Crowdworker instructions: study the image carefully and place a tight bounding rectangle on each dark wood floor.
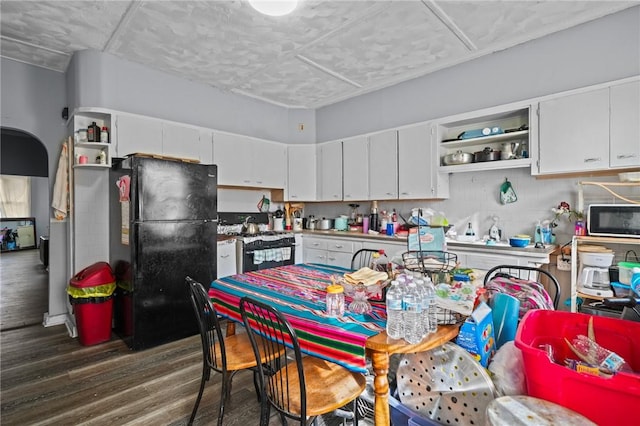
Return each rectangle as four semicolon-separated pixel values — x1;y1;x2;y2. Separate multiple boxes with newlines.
0;249;48;331
0;251;361;425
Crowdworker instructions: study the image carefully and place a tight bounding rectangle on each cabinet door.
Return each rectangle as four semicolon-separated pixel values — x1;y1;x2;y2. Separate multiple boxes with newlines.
287;145;317;201
610;81;640;168
217;241;237;278
318;141;343;201
115;114;163;157
197;130;214;165
538;89;609;174
161;122;200;160
369;130;398;200
398;123;449;199
213;132;250;186
252;140;286;188
342;136;369;201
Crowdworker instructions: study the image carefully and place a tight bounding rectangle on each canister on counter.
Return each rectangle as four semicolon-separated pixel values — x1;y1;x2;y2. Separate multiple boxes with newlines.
326;284;345;318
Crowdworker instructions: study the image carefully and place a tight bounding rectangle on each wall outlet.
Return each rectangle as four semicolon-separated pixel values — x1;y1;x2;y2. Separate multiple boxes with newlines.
556;254;571;271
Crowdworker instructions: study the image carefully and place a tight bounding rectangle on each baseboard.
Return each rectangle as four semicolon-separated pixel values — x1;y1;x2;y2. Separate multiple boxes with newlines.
42;312;67;327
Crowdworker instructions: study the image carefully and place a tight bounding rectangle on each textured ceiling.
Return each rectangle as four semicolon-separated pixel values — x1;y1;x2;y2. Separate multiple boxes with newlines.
1;0;637;108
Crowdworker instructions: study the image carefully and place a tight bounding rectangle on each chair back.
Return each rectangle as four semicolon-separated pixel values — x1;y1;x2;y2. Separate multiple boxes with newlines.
240;296;306;423
187;276;227;373
483;265;561;312
351;248;382;270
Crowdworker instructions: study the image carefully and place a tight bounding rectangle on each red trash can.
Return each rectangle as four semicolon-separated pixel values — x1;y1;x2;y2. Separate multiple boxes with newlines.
67;262;116;346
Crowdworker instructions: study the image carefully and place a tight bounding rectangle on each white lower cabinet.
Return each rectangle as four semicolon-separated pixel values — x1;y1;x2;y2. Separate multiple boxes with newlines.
449;248;550;271
217;240;237;278
303;236;362;269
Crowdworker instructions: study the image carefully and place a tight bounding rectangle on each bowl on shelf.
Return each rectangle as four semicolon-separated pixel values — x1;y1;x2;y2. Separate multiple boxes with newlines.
509;235;531;247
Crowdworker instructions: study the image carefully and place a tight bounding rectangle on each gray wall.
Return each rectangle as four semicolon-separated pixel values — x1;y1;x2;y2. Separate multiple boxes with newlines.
316;5;640;141
66;49;316;143
1;57;69;320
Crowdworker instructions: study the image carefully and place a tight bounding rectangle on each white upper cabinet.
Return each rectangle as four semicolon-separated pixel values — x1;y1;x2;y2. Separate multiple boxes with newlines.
538;88;610;174
213;132;251;186
342;136;369;201
369;130;398;200
610;80;640;168
213;132;286;188
161;122;211;162
252;139;286;188
398;123;449;199
318;141;343;201
287;144;317;201
114;114;163;157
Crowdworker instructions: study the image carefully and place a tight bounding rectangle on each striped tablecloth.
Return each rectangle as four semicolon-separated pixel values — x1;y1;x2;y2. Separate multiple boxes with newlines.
209;263;387;373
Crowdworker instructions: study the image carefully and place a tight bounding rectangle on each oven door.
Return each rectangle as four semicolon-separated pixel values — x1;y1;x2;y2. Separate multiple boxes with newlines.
240;238;296;273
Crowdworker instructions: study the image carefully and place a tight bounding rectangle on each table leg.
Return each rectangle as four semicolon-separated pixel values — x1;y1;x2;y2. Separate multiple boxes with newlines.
225;320;236;336
371;350;390;426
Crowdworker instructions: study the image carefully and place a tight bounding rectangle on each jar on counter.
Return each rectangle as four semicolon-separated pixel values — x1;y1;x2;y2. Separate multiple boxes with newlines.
326;284;345;318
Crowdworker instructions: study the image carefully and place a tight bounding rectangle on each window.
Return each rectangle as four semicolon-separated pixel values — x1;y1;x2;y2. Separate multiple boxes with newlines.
0;175;31;218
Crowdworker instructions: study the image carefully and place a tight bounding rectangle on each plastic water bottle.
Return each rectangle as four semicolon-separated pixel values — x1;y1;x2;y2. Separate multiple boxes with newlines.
424;279;438;334
385;280;404;339
415;279;430;337
403;282;422;344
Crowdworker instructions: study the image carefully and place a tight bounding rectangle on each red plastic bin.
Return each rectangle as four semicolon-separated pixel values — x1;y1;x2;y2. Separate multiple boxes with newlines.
68;262;116;346
515;310;640;426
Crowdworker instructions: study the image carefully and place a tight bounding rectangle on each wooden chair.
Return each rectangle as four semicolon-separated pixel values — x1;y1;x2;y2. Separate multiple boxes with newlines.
239;296;366;426
187;277;274;425
483;265;561;309
351;248;383;270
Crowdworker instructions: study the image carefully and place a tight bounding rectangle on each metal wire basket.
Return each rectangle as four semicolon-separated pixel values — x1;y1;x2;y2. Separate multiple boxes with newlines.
402;250;458;276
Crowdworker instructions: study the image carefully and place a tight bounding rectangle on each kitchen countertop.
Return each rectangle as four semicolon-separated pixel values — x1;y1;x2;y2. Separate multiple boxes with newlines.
300;229;557;258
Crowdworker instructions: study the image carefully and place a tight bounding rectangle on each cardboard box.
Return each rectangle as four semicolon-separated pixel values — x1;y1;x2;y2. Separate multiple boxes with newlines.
455;302;495;366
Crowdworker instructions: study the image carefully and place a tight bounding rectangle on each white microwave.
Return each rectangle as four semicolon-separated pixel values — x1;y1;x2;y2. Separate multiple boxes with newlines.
587;204;640;238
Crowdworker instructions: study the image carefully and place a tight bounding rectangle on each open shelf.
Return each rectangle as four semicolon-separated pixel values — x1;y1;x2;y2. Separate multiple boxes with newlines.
441;130;529;149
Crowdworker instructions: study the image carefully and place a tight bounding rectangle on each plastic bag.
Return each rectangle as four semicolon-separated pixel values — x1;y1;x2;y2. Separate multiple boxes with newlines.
488;341;526;396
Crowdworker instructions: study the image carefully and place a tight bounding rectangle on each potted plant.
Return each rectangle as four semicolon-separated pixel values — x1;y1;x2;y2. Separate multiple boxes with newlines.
552;201;586;236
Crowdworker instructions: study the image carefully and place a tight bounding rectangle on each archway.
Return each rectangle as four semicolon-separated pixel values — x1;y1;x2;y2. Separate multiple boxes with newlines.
1;127;49;330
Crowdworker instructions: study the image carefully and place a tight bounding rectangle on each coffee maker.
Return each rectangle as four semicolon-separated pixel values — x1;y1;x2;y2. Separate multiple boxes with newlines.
578;250;614;298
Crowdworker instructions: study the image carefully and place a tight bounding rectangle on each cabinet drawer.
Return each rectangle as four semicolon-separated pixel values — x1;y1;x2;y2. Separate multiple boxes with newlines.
304;238;328;251
304;248;327;264
327;240;356;253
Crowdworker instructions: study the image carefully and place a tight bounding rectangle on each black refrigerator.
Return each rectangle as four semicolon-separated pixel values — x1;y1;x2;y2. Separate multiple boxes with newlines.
109;156;217;350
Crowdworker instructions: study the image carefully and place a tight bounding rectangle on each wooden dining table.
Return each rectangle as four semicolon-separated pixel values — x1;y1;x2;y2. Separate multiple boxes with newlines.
210;263;460;426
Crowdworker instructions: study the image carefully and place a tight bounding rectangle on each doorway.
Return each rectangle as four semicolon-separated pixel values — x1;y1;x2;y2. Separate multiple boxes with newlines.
0;127;49;330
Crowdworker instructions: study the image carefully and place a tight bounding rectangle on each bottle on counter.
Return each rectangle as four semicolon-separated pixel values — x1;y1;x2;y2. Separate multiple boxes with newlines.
101;126;109;143
87;122;100;142
385;280;404;339
403;282;423;344
370;200;379;232
465;222;475;236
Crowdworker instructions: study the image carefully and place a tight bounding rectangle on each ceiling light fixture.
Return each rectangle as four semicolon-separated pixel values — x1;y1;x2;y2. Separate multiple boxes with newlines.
248;0;298;17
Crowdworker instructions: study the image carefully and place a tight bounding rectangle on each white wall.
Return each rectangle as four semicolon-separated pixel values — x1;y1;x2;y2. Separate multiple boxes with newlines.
316;6;640;141
66;49;309;143
1;58;69;322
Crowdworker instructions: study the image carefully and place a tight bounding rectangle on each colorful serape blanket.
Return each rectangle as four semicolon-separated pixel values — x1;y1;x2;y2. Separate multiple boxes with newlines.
210;263;387;373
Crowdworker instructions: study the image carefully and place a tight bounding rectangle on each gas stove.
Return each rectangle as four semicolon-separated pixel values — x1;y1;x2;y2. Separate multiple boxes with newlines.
218;212;296;272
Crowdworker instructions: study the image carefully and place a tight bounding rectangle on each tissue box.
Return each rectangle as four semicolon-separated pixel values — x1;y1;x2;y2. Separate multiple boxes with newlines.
455;302;495;366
